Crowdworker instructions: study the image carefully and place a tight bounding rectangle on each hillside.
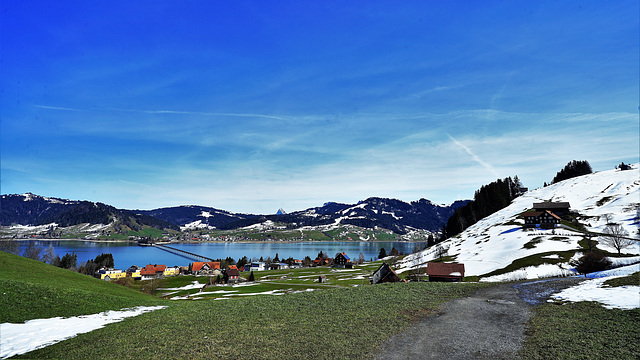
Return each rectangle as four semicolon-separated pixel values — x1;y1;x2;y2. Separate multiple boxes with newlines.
0;251;164;323
0;193;179;233
398;166;640;278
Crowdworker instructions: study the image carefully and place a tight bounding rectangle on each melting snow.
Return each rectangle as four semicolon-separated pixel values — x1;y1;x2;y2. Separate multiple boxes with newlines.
0;306;166;359
550;264;640;309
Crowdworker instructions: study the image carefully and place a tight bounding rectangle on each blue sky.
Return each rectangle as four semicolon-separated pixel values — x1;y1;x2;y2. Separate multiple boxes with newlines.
1;1;638;214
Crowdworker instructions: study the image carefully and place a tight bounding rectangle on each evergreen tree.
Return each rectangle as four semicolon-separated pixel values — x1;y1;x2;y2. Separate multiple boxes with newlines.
248;271;255;281
59;252;77;270
551;160;593;184
273;253;280;262
378;247;387;259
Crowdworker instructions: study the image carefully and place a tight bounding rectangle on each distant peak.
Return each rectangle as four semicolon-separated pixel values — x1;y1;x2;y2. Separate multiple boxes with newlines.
276;208;286;215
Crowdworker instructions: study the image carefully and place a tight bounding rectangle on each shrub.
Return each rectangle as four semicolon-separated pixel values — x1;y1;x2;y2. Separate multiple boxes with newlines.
571;251;612;276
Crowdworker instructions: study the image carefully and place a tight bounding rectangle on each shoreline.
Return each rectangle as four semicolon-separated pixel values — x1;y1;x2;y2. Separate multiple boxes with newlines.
1;238;427;244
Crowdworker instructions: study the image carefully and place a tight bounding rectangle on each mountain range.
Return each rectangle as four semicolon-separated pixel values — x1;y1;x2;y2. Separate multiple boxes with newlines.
0;193;469;235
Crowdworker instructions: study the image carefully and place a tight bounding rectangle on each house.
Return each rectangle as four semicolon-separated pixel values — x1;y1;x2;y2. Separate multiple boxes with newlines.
226;265;240;282
250;262;266;271
163;266;181;277
125;265;142;280
189;261;221;275
370;262;405;284
141;264;167;280
269;263;289;270
521;210;562;229
532;202;570;216
291;259;303;268
425;262;465;282
332;252;352;268
97;268;127;281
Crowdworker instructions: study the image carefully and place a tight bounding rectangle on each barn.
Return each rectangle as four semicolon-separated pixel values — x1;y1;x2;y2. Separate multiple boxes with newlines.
425;262;465;282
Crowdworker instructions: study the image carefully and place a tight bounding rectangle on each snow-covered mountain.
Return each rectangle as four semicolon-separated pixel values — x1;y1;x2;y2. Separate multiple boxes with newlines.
1;193;468;235
397;166;640;278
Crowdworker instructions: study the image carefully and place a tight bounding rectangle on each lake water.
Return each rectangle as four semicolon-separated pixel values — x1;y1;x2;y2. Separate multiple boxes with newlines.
17;240;426;270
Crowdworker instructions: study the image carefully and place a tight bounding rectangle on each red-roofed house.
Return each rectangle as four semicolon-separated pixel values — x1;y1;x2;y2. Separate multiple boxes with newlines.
425;263;465;282
141;264;167;280
189;261;221;275
225;265;240;283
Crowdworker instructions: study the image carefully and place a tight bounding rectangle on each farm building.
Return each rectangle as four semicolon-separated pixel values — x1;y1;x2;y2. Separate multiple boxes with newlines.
333;252;352;268
521;210;562;229
425;262;465;282
532;202;570;215
370;262;405;284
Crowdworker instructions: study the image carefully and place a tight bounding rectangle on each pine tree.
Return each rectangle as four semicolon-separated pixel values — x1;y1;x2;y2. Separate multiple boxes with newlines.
378;248;387;259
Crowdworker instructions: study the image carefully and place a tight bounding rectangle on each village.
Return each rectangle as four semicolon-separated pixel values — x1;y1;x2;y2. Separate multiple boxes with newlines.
94;249;467;296
93;201;580;295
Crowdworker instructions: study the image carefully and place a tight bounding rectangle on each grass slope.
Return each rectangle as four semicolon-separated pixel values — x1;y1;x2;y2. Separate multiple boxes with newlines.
15;282;490;359
0;251;164;323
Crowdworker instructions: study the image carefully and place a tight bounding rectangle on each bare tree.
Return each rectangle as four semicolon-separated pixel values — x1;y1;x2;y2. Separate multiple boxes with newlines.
435;245;448;260
601;224;634;255
41;245;57;264
23;241;43;261
601;213;613;225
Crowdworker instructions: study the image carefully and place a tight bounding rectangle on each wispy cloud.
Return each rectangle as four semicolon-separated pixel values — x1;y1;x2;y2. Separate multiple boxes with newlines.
447;133;501;178
34;105;83;111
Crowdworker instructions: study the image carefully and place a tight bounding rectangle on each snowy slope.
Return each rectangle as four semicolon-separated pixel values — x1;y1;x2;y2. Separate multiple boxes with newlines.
398;166;640;277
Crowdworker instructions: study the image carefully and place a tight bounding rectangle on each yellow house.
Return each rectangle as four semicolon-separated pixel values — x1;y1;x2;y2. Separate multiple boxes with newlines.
98;269;127;281
163;266;180;277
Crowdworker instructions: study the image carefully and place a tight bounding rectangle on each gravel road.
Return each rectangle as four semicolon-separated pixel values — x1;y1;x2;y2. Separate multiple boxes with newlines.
375;277;586;360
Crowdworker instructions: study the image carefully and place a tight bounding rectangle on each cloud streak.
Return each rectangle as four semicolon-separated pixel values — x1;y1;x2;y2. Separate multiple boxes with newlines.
447;133;501;178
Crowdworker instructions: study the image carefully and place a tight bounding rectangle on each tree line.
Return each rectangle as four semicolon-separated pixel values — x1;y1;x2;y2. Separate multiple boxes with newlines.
444;176;522;238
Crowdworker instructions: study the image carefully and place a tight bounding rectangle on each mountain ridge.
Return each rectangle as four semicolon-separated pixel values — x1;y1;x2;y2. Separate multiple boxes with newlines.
1;193;469;235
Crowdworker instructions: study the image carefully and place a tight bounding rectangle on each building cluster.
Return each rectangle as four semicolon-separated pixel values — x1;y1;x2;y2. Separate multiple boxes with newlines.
520;202;570;229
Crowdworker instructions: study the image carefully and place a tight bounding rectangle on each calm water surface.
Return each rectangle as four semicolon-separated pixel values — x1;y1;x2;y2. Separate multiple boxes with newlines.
18;240;426;270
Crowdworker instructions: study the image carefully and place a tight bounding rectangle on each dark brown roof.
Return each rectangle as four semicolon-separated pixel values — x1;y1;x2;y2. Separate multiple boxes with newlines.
521;211;543;217
533;202;570;209
426;263;465;278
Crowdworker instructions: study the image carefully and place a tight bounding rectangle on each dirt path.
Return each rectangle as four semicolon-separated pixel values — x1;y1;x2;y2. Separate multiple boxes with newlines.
375;278;585;360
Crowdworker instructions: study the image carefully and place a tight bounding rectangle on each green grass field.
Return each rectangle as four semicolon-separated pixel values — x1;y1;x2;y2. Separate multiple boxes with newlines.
0;251;164;323
14;281;491;359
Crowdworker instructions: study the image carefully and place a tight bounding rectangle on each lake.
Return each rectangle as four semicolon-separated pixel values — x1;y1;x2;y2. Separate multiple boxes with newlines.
17;240;426;270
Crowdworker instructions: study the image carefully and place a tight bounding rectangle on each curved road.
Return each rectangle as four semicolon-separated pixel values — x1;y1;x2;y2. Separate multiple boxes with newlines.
375;277;585;360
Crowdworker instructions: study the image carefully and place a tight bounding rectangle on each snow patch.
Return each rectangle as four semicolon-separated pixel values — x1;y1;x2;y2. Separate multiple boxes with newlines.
0;306;166;359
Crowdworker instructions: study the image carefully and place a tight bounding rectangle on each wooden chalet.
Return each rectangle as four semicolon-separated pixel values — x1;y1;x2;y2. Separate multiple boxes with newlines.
425;262;464;282
521;210;562;229
532;202;570;215
332;252;352;268
370;262;405;284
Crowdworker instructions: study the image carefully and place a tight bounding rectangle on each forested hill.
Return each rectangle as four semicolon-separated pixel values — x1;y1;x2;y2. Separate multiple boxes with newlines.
0;193;178;231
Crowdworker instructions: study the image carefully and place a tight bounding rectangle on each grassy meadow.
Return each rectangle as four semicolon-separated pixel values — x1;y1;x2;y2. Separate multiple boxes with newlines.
3;250;639;359
0;251;163;323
